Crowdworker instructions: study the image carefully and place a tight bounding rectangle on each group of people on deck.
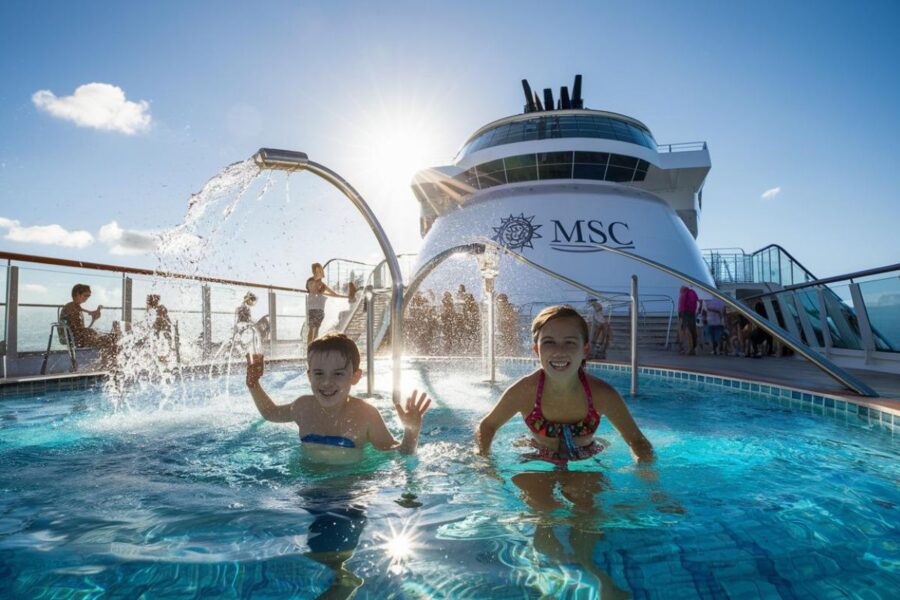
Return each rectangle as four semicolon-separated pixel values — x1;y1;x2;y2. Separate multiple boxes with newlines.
404;285;521;356
60;284;174;369
678;285;780;358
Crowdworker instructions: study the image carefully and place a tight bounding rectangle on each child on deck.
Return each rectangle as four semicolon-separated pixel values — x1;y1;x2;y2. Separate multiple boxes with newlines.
245;333;430;462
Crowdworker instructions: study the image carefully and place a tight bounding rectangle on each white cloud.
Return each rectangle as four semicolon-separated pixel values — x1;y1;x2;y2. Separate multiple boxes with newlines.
99;221;160;255
761;186;781;201
23;283;48;294
32;83;152;135
0;216;94;248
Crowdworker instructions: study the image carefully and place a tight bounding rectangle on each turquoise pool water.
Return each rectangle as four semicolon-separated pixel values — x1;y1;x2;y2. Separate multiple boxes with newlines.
0;360;897;598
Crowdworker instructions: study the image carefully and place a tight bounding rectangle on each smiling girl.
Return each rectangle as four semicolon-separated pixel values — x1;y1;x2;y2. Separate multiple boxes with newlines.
476;305;653;470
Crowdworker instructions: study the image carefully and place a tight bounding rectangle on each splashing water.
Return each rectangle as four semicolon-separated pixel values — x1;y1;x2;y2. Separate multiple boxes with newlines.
157;158;263;277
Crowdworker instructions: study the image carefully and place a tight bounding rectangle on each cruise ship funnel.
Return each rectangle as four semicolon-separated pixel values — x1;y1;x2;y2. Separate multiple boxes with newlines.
254;148;309;171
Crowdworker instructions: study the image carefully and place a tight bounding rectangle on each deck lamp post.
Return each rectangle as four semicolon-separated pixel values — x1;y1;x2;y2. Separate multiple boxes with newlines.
253;148;405;404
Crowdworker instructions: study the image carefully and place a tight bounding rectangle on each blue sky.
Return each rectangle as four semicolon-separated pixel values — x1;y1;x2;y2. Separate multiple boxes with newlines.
1;0;898;291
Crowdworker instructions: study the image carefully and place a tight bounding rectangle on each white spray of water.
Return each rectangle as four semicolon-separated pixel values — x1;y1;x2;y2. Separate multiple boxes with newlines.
107;157;268;410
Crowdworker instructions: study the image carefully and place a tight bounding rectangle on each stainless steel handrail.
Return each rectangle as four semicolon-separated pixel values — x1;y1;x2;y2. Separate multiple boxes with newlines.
254;148;404;403
588;244;878;397
742;262;900;301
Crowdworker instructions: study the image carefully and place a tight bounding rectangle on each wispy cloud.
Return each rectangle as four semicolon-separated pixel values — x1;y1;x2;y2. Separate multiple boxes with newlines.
0;217;94;248
99;221;159;255
761;186;781;201
23;283;48;294
32;83;152;135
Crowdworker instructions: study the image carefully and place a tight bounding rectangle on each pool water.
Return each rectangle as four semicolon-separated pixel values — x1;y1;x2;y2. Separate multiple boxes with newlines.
0;359;897;598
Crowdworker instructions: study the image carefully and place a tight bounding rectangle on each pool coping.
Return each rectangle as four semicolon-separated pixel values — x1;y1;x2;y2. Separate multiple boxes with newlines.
2;355;897;432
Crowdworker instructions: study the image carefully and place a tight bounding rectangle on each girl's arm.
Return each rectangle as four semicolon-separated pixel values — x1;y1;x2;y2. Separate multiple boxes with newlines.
245;354;295;423
599;384;655;463
475;379;528;456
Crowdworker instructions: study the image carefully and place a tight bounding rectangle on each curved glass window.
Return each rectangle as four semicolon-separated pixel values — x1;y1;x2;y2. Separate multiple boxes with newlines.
454;151;650;191
458;114;656;158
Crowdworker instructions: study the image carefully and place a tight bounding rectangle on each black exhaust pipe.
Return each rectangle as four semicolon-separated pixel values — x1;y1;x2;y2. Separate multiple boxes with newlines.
521;79;536;112
572;74;583;109
560;86;571;109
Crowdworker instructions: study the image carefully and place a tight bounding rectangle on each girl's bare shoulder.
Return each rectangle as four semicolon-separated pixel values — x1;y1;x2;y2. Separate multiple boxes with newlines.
504;370;541;401
584;372;619;397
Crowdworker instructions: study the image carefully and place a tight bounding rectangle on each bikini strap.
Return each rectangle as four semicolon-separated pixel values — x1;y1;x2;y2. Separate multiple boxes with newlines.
535;370;545;408
578;368;594;409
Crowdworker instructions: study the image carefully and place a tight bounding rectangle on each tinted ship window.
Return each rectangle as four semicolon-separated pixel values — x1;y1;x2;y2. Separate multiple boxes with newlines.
458;114;657;158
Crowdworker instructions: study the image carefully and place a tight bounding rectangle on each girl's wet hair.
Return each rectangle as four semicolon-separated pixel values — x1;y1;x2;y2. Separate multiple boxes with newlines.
531;305;589;343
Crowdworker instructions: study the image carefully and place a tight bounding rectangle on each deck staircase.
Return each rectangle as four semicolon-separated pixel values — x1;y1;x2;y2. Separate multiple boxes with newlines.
606;314;674;351
340;290;392;355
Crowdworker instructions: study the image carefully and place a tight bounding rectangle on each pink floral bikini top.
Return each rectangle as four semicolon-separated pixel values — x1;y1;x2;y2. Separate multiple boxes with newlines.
524;369;601;438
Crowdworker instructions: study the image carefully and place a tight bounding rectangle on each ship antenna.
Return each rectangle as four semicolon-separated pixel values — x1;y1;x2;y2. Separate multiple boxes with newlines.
521;79;537;113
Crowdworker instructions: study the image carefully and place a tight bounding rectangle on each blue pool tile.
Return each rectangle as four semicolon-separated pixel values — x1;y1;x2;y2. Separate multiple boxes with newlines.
802;393;813;403
741;382;750;390
791;390;801;400
824;397;835;408
813;396;824;406
750;383;760;392
858;406;869;417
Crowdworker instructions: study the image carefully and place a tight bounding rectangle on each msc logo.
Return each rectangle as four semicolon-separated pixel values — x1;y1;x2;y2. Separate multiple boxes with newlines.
549;220;634;253
492;214;543;251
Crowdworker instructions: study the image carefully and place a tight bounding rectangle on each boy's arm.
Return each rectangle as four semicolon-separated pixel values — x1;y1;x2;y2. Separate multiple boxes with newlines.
600;384;655;463
245;354;295;423
475;381;525;456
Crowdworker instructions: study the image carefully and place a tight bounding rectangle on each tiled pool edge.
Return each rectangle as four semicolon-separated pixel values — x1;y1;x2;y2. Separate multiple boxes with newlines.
498;356;899;433
2;356;896;433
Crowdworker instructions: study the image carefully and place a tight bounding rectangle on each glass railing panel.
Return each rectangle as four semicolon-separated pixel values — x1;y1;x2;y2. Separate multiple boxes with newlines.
821;284;863;350
796;289;825;346
209;284;269;345
0;265;7;347
856;275;900;352
129;275;207;358
274;291;306;344
774;291;805;343
15;265;122;352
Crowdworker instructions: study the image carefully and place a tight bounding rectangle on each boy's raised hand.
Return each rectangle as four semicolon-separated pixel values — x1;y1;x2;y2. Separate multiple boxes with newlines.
393;390;431;433
246;353;265;388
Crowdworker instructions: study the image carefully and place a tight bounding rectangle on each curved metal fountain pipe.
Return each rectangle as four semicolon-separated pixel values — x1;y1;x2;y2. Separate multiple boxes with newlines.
253;148;404;403
584;244;878;397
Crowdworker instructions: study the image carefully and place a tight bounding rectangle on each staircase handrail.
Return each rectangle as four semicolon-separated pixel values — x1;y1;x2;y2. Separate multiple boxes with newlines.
587;244;878;397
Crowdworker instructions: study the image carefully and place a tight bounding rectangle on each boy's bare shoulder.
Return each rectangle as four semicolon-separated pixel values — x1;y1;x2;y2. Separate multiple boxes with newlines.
348;395;379;415
290;394;315;414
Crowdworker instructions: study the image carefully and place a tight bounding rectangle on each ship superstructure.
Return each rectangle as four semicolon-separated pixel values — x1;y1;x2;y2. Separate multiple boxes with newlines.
410;75;715;303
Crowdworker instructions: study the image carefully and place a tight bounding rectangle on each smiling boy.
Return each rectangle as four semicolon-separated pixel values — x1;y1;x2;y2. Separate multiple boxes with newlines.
245;333;430;462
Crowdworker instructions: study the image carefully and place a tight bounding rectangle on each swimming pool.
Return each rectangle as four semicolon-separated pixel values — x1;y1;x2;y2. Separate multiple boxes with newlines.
1;359;897;598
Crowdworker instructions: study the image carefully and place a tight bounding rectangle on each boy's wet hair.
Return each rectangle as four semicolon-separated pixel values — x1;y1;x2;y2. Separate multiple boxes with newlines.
71;284;91;299
531;305;589;343
307;333;361;371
